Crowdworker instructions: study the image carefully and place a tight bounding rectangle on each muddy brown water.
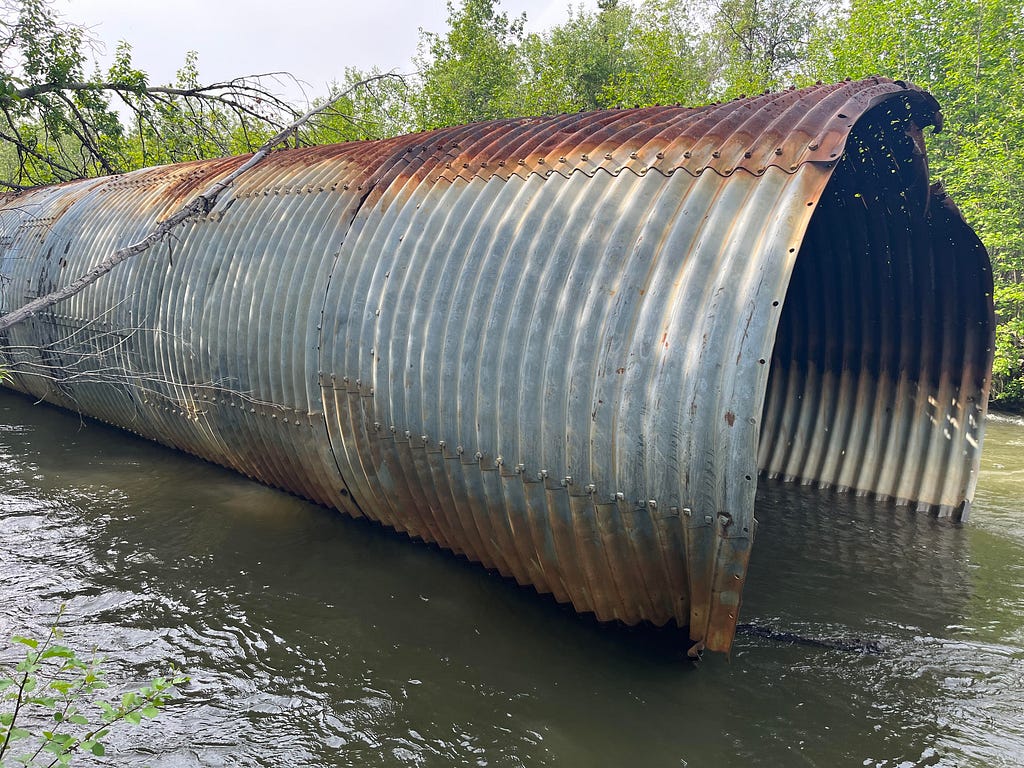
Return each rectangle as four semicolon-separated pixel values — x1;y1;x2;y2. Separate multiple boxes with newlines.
2;390;1023;767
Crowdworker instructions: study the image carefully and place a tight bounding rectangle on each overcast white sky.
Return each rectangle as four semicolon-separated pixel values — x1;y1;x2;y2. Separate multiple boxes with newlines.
58;1;596;103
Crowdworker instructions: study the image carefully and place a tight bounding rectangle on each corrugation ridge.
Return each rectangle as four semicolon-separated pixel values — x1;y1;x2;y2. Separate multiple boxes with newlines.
637;172;735;629
540;174;637;620
68;181;174;427
391;180;484;557
562;173;664;621
521;173;614;612
447;178;531;579
376;176;454;547
313;185;384;515
228;197;294;489
258;187;341;505
323;209;397;528
267;189;338;503
618;172;728;628
590;172;697;623
465;177;555;587
205;197;270;478
347;190;431;533
419;178;517;572
259;188;337;501
496;173;593;604
484;174;571;591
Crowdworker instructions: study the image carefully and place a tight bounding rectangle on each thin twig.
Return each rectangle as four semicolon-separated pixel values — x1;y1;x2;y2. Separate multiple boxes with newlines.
0;73;399;334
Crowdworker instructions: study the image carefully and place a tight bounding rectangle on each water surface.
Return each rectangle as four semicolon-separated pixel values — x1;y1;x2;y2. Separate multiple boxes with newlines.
2;393;1022;766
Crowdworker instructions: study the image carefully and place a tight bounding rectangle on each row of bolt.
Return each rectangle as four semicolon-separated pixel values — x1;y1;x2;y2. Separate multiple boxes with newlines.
363;420;736;522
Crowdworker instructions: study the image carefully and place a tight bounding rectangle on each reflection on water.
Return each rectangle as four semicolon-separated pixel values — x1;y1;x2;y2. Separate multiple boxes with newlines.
1;391;1023;767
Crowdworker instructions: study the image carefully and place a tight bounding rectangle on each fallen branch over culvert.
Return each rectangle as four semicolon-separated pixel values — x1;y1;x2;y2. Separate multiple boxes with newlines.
0;73;399;334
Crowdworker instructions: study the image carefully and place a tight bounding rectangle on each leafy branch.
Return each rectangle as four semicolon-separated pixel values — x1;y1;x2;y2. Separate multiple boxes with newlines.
0;609;187;767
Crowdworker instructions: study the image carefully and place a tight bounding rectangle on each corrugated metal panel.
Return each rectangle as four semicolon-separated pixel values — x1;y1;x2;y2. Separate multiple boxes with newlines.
0;77;994;653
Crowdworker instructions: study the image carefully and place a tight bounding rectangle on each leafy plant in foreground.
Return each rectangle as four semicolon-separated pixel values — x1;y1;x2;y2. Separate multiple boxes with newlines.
0;614;187;767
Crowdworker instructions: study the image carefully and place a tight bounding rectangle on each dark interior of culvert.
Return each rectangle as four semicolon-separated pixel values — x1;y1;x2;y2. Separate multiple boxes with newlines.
756;105;994;520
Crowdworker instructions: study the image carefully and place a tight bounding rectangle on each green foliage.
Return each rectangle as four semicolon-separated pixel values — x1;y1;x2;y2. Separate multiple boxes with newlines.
993;283;1024;407
519;1;636;113
0;0;125;184
600;0;714;108
801;0;1024;406
307;67;415;144
0;0;301;188
710;0;827;97
0;613;187;767
412;0;526;129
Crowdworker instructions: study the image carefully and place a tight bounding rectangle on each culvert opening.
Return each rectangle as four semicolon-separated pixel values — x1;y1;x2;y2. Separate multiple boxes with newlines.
756;103;994;521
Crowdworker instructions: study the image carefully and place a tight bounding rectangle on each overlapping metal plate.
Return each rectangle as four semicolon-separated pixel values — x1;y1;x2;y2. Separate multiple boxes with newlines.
0;77;994;652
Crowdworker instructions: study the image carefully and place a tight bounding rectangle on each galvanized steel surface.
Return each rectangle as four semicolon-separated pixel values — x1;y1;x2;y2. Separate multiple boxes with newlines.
0;77;994;652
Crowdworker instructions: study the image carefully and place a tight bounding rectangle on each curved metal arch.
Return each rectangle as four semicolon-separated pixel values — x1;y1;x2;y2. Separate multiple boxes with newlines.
0;78;993;652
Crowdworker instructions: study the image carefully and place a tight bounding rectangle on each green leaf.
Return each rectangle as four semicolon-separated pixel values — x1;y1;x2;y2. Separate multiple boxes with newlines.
40;645;76;660
89;741;105;756
141;705;160;718
11;635;39;649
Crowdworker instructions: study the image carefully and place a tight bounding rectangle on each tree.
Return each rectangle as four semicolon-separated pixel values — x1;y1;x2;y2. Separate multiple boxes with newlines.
601;0;715;108
804;0;1024;406
519;0;636;114
412;0;526;129
710;0;827;96
0;72;397;334
0;0;301;189
307;66;415;144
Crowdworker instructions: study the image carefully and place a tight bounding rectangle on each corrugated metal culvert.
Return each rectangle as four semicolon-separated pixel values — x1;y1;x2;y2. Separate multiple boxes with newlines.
0;77;994;653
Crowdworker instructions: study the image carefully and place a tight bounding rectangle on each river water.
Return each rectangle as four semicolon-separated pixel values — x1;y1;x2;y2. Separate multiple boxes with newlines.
1;390;1022;767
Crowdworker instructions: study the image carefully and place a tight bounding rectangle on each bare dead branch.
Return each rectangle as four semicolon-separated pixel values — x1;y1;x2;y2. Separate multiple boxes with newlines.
0;73;401;334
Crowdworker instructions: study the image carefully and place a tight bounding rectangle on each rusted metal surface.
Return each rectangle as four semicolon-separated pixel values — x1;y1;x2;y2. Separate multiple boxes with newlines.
0;77;994;653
